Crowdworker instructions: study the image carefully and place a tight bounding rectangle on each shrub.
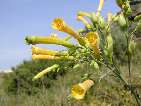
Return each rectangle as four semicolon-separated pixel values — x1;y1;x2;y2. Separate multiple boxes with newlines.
3;60;69;95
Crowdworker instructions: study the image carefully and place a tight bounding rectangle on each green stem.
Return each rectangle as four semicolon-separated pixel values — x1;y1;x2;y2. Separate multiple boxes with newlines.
126;33;132;85
132;89;141;106
112;63;128;85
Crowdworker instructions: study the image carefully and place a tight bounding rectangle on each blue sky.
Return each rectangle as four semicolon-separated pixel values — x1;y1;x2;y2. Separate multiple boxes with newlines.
0;0;120;69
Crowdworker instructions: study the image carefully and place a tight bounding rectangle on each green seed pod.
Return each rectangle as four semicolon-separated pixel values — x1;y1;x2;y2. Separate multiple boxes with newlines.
73;64;80;69
106;35;113;63
124;6;132;16
112;15;119;22
91;12;98;24
134;14;141;22
99;16;106;29
116;0;124;8
104;49;108;56
90;60;99;70
81;73;90;80
118;14;127;30
128;40;136;55
107;35;113;54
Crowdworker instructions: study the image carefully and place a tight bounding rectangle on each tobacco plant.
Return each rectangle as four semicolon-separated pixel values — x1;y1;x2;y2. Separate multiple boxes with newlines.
25;0;141;105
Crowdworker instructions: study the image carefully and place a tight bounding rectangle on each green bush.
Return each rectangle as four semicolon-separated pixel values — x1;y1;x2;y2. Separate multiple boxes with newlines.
3;60;70;95
111;24;127;63
111;23;141;64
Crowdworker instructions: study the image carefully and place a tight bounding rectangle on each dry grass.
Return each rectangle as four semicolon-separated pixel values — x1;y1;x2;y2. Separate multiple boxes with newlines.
0;63;141;106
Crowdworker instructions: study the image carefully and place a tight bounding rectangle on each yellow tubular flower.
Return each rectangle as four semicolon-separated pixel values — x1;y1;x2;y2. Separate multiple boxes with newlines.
71;80;94;100
77;11;91;17
32;54;74;60
25;35;74;48
32;46;57;55
97;0;104;15
52;18;77;36
86;32;100;58
76;16;91;29
32;54;59;60
51;18;85;46
33;64;59;80
32;46;68;56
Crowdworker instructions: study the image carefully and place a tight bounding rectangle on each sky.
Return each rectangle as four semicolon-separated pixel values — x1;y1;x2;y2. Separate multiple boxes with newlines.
0;0;120;70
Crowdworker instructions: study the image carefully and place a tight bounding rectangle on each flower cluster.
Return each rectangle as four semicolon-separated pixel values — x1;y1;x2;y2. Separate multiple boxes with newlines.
25;0;141;103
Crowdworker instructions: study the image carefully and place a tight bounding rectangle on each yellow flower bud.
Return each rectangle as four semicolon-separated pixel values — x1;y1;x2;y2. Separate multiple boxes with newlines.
97;0;104;15
77;11;91;17
76;16;91;29
118;13;127;30
71;80;94;100
33;64;59;80
51;18;85;46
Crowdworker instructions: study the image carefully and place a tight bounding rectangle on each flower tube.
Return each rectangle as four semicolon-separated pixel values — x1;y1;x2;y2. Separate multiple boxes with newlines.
32;54;59;60
51;18;85;46
32;46;68;56
32;54;74;60
97;0;104;15
71;80;94;100
33;64;59;80
25;35;74;48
